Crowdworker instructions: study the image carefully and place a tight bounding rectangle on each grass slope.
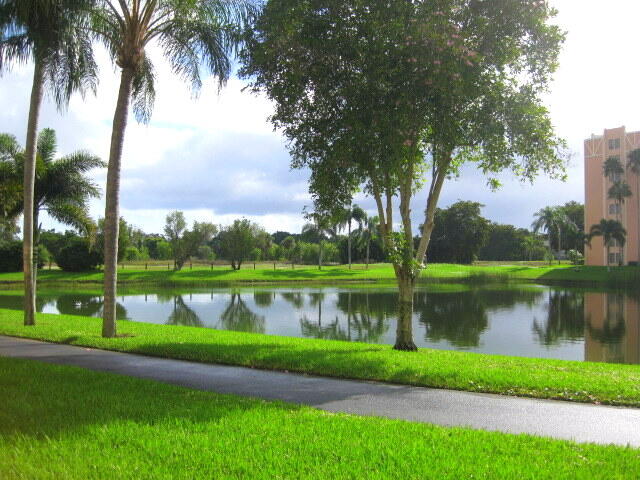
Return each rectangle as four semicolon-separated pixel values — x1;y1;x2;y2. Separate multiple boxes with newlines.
1;309;639;407
1;357;638;479
1;263;640;287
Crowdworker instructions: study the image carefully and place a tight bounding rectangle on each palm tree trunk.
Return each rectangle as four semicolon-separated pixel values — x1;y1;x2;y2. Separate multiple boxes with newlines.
23;59;45;327
557;226;562;264
318;241;323;270
348;219;352;269
102;67;135;338
366;237;370;269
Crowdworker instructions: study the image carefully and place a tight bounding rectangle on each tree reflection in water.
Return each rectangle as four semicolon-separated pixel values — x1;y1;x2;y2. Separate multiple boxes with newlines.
55;294;129;320
219;292;265;333
253;291;275;308
300;291;390;343
532;290;585;346
166;295;203;328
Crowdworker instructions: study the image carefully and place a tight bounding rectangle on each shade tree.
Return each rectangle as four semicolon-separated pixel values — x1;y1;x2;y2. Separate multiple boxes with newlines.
243;0;566;349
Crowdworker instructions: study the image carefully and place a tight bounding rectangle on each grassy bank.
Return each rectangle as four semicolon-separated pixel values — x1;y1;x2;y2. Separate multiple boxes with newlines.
1;262;640;287
1;357;638;479
1;309;639;407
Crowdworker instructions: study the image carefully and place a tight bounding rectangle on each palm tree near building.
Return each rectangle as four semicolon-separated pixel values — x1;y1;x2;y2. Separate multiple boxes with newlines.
603;155;624;181
587;219;626;270
90;0;257;338
608;182;632;222
627;148;640;264
337;203;366;269
0;0;97;326
1;128;104;263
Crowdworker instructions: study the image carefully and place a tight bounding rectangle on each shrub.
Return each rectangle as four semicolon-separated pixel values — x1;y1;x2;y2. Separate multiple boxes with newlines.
124;246;141;261
55;238;101;272
567;249;584;266
0;241;22;272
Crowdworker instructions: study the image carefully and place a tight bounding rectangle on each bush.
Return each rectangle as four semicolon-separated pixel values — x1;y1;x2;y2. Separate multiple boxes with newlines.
124;246;141;261
567;249;584;266
55;239;101;272
0;241;22;272
37;245;50;269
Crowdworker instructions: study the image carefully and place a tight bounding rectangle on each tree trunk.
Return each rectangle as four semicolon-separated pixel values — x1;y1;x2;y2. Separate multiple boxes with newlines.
102;67;135;338
348;219;352;269
366;238;370;269
23;59;45;327
394;269;417;351
318;242;323;270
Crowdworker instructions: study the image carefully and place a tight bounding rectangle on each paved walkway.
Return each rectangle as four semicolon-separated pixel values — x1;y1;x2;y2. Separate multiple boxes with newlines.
1;335;639;447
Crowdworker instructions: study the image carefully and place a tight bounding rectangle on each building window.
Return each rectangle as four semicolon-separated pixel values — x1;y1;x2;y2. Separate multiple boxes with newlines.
609;138;621;150
610;238;619;247
608;252;622;265
609;204;621;215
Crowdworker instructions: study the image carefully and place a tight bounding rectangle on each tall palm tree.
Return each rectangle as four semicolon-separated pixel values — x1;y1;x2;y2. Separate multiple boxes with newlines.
532;206;571;263
627;148;640;264
90;0;257;337
302;209;335;270
603;155;624;181
0;0;97;326
336;203;366;269
358;214;379;268
607;180;632;264
587;219;626;270
2;128;105;260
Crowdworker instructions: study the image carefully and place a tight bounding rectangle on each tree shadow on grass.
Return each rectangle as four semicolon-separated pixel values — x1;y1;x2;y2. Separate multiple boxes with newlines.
0;356;303;440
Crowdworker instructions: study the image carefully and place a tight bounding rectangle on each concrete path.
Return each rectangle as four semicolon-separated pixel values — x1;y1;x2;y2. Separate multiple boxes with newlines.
1;335;639;447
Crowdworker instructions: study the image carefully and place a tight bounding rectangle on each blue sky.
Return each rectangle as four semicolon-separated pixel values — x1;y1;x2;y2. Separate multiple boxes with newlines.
1;0;639;234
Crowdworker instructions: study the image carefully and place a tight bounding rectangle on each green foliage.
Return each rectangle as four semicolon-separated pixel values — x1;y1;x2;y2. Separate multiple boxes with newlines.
567;250;584;266
0;240;21;272
124;246;142;261
196;245;215;261
219;219;265;270
55;238;100;272
427;201;490;264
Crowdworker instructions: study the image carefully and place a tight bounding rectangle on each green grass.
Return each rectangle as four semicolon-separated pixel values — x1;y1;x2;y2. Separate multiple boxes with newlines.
1;309;639;407
1;263;639;287
1;357;638;479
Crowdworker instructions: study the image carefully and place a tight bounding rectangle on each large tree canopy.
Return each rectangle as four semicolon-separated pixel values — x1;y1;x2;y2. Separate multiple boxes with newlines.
243;0;567;350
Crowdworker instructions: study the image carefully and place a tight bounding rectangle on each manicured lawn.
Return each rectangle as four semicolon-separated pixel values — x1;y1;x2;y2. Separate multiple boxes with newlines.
1;262;638;287
1;357;638;479
1;309;639;407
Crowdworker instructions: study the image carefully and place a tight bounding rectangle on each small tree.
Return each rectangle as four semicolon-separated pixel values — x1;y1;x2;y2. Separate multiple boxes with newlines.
220;219;264;270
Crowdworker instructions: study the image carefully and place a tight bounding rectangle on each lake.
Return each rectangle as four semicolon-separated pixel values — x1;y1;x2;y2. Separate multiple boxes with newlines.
1;283;638;364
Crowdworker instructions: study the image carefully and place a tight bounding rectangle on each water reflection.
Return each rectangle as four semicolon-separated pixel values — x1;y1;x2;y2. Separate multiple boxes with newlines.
219;292;265;334
532;290;585;346
0;285;639;364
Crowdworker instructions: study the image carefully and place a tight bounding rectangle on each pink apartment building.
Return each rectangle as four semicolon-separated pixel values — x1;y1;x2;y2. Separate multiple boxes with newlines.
584;126;640;266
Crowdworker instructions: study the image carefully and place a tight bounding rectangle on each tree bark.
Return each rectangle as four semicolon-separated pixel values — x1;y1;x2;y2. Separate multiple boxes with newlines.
366;238;370;269
102;67;135;338
347;218;352;269
394;269;417;351
23;59;45;327
318;241;323;270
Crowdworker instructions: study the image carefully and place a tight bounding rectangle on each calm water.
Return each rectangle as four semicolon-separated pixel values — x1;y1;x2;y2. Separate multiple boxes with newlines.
1;284;639;365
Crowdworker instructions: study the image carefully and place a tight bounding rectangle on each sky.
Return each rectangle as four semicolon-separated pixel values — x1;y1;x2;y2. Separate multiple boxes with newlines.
1;0;639;235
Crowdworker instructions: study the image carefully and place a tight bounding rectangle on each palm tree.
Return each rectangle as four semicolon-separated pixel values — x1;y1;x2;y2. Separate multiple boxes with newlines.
90;0;257;337
302;209;335;270
603;155;624;181
358;214;379;268
2;128;105;263
532;206;571;263
628;148;640;264
0;0;97;326
336;203;366;269
607;181;632;264
587;219;626;270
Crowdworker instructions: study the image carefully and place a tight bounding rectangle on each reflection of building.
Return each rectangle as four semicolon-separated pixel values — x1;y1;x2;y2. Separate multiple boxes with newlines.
584;127;640;266
584;292;640;364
